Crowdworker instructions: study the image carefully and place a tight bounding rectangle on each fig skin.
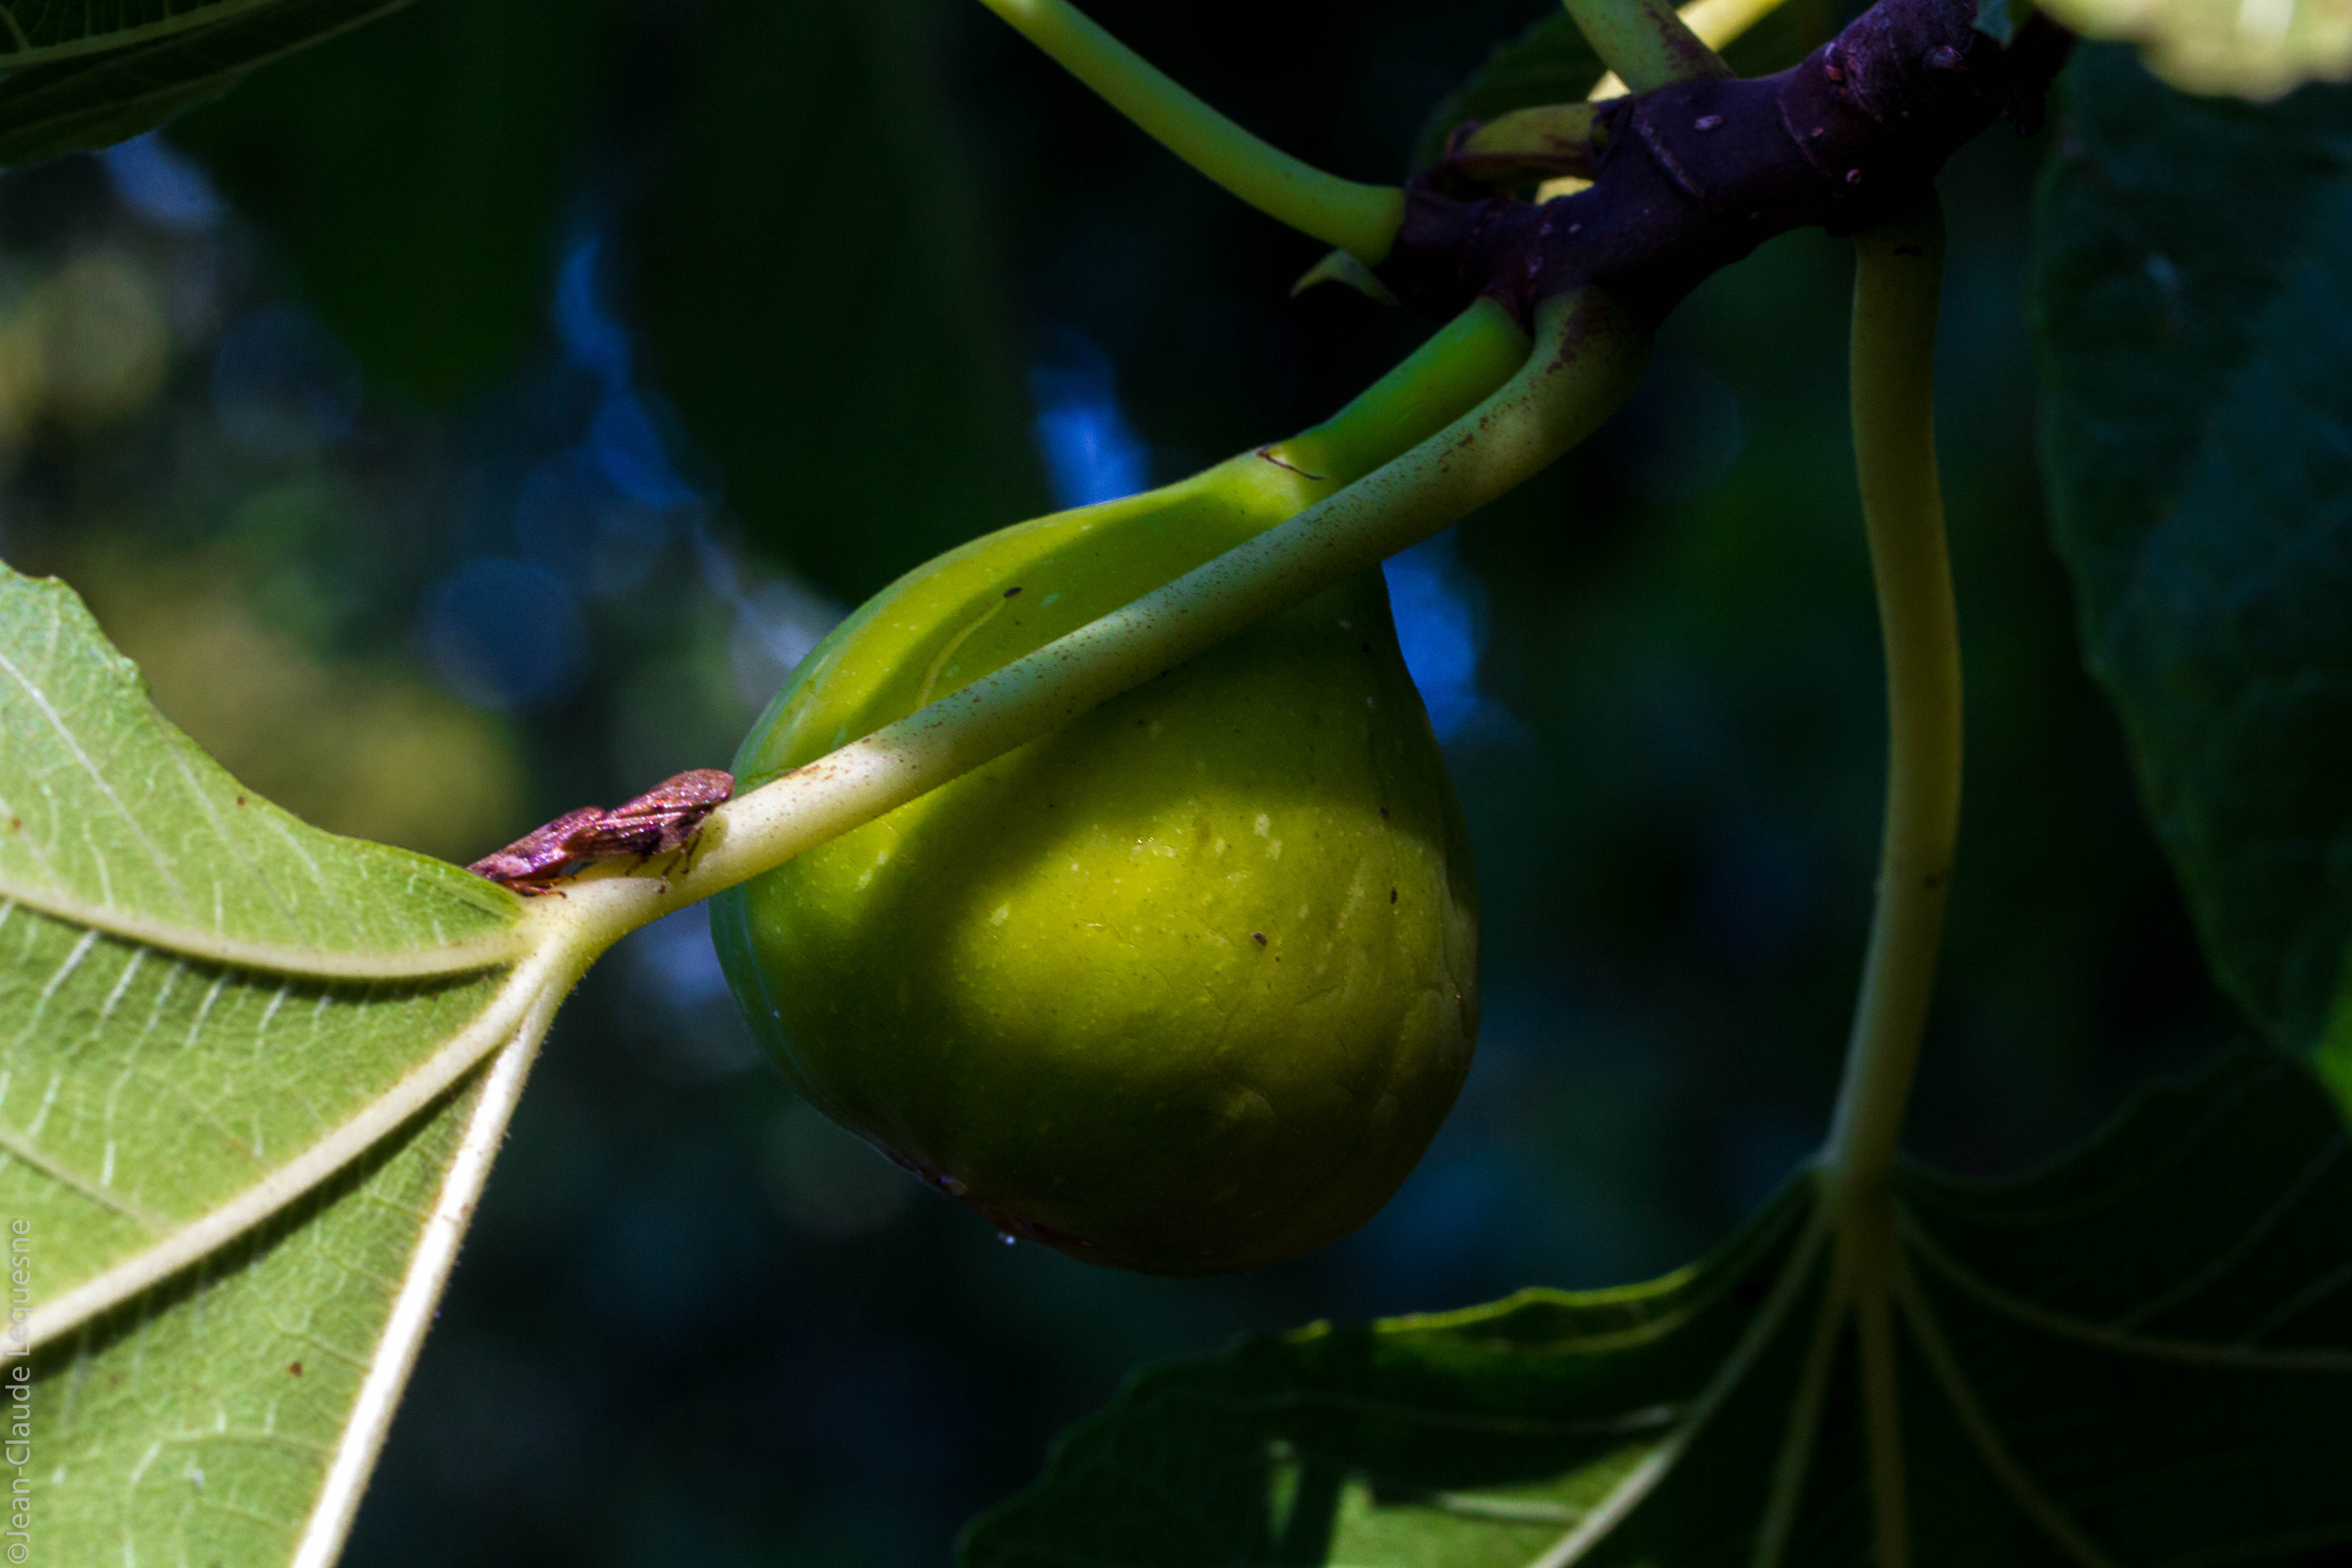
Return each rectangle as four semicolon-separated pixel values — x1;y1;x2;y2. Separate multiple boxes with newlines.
713;467;1478;1275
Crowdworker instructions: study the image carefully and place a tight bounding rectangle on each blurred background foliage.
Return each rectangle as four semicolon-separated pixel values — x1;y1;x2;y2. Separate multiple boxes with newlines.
0;0;2237;1562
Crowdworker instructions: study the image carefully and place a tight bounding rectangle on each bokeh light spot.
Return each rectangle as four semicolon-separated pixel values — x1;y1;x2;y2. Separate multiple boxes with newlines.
36;251;170;430
1031;337;1148;508
1384;534;1502;743
100;133;225;231
516;447;671;600
423;558;586;710
212;305;363;460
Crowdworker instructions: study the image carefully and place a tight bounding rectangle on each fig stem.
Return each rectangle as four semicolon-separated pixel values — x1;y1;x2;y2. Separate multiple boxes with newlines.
1560;0;1732;96
1587;0;1791;100
1823;202;1958;1568
974;0;1406;263
1273;298;1533;487
528;291;1646;960
1825;205;1958;1207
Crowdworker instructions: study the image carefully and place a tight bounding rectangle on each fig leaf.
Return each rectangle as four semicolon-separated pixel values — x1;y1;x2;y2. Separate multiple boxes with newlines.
965;1047;2352;1565
2035;48;2352;1086
0;0;417;167
0;560;572;1566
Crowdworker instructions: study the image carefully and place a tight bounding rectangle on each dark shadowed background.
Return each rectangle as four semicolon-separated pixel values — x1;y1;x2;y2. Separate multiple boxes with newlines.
0;1;2237;1562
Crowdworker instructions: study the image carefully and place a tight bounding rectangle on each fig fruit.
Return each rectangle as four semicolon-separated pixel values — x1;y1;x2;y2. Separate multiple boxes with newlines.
713;469;1479;1274
709;319;1517;1266
715;472;1477;1269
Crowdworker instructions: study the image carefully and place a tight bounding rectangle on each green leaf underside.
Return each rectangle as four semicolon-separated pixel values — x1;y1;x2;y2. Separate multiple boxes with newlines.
0;569;514;962
29;1070;481;1564
0;562;542;1559
963;1049;2352;1567
1;902;505;1294
0;563;521;1294
0;0;410;167
1409;0;1840;172
2034;49;2352;1074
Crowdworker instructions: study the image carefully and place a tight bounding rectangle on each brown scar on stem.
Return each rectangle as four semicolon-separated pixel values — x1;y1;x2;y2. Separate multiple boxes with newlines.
467;769;734;896
1254;447;1329;482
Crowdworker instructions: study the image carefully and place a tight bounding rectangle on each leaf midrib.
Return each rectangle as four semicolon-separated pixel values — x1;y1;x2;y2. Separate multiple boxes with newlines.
1899;1207;2352;1372
22;942;560;1354
0;0;284;65
0;878;523;979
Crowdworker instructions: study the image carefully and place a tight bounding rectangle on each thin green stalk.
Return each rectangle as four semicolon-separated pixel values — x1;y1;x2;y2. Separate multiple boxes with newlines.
1824;206;1961;1196
1588;0;1789;98
975;0;1406;262
1822;204;1958;1568
1561;0;1731;96
1278;297;1533;484
537;290;1649;960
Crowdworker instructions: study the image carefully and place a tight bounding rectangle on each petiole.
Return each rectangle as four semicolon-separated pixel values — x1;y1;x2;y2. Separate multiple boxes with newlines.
1822;202;1960;1568
1561;0;1732;96
526;292;1648;963
977;0;1406;262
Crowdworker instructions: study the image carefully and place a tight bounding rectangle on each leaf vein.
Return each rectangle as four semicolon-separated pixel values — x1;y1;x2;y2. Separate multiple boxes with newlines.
1901;1210;2352;1372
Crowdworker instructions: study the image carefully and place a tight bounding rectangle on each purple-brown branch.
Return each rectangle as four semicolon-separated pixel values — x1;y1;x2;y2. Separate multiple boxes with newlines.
1378;0;2070;327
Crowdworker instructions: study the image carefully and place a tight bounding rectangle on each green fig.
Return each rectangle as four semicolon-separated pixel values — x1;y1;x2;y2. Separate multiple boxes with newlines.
713;307;1528;1274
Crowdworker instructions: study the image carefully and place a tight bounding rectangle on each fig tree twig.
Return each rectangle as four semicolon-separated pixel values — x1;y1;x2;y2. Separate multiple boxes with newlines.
1398;0;2068;328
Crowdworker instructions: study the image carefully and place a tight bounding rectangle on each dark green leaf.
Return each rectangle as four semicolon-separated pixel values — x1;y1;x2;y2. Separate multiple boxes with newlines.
0;0;380;59
1410;0;1844;172
964;1049;2352;1565
2034;47;2352;1080
168;0;615;401
628;0;1045;601
0;0;408;167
